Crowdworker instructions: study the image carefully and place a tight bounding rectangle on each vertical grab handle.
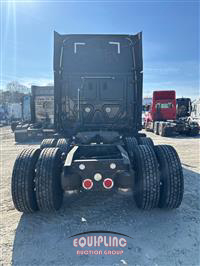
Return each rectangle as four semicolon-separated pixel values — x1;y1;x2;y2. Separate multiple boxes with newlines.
77;88;80;121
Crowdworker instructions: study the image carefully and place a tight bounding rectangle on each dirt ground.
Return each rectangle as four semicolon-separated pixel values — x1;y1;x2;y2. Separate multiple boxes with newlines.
0;126;199;266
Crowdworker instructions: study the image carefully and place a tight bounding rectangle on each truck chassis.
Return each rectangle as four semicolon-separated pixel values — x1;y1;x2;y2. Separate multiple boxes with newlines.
146;119;199;137
12;133;184;212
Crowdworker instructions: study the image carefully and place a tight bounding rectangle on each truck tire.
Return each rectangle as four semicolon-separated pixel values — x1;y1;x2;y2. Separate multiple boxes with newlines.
11;148;41;213
133;145;160;210
154;122;159;135
159;123;173;137
154;145;184;208
138;133;146;138
14;130;28;143
188;127;199;136
40;138;57;149
139;137;154;147
158;123;168;137
35;148;63;211
125;137;138;161
11;121;19;132
56;138;70;153
158;123;165;136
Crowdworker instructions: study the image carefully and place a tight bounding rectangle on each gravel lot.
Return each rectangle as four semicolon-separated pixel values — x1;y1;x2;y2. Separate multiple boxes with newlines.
0;126;199;266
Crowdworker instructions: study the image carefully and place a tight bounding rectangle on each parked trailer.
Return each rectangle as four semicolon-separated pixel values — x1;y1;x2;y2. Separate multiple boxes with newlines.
144;91;199;137
189;98;200;126
11;95;31;132
11;32;184;214
22;95;31;121
31;85;54;125
0;104;9;126
1;102;23;127
8;103;22;121
14;85;55;142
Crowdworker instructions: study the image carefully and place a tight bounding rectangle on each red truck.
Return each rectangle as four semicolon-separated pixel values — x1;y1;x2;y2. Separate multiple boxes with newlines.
144;90;199;137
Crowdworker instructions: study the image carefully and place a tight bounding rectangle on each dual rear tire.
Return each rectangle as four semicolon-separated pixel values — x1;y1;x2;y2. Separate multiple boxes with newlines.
40;138;57;149
131;143;184;209
11;139;184;213
12;147;63;213
125;137;138;163
40;138;70;154
138;137;154;147
125;136;154;155
56;138;70;153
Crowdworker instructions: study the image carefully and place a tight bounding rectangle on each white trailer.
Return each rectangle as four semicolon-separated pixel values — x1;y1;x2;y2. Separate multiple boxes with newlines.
7;103;22;120
190;98;200;126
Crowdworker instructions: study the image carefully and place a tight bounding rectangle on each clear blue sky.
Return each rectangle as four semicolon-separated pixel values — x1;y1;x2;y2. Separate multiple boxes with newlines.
0;0;199;98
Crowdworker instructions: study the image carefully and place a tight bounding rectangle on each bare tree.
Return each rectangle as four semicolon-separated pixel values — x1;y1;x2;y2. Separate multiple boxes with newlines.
6;81;30;93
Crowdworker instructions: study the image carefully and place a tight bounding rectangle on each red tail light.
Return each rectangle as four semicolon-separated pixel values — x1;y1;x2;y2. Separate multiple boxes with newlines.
103;178;114;189
82;179;93;190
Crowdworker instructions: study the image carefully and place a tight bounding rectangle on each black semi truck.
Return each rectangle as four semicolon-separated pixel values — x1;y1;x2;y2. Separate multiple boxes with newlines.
11;32;184;213
176;97;199;136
